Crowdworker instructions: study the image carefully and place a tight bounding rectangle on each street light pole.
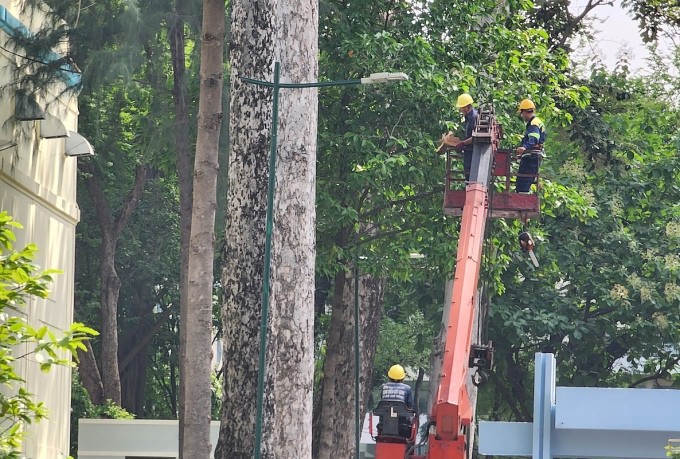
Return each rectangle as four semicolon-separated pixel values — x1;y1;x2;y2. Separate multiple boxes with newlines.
241;62;408;459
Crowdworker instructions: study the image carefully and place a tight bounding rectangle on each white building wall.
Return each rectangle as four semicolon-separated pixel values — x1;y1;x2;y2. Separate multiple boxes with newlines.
0;1;80;458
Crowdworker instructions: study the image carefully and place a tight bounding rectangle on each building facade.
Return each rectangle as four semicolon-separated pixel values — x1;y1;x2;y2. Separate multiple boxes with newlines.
0;1;84;457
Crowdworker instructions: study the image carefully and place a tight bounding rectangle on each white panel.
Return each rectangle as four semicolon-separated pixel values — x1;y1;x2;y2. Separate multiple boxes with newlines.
78;420;222;458
479;421;677;458
479;421;533;456
556;386;680;431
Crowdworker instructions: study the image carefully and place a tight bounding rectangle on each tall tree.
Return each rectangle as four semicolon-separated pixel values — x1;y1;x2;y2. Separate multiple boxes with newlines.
78;160;149;405
482;67;680;421
216;0;318;456
168;0;195;453
314;269;384;459
181;0;224;456
310;0;589;455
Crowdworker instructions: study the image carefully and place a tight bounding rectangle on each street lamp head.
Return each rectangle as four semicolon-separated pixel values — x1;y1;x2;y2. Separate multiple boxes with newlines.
360;72;409;85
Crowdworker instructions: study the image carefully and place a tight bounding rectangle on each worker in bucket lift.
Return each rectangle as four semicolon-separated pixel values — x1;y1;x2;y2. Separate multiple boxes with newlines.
454;93;478;181
515;99;546;193
379;364;415;438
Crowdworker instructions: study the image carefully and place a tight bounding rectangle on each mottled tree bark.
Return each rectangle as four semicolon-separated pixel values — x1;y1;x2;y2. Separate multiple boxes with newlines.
216;0;318;457
313;269;385;459
181;0;224;457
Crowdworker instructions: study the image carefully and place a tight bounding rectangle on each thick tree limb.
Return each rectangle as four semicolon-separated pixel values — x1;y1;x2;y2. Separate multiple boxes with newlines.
628;356;680;388
119;308;172;371
358;223;425;246
556;0;613;50
488;369;529;422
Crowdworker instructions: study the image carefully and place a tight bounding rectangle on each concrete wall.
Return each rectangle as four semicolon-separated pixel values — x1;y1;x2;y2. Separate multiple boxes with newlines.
0;1;80;458
79;420;218;459
78;418;418;459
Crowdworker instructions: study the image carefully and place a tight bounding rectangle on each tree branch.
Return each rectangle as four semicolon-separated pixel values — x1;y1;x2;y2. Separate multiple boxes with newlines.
80;161;115;235
119;308;172;371
628;356;680;388
586;306;616;320
112;164;149;240
357;222;424;246
556;0;613;49
358;189;443;220
79;162;149;242
488;369;528;422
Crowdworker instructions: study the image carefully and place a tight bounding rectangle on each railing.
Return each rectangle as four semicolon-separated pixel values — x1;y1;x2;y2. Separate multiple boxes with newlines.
443;149;541;219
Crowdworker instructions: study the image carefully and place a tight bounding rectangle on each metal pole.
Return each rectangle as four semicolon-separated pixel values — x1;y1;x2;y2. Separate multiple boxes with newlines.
354;263;361;458
254;61;280;459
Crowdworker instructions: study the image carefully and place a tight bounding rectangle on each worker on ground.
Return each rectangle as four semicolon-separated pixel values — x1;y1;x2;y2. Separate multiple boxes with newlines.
454;93;478;181
380;364;415;438
515;98;546;192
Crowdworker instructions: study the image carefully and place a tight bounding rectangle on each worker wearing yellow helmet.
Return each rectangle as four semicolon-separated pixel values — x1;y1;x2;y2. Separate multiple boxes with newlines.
382;364;414;407
454;93;478;181
515;98;546;192
380;364;415;437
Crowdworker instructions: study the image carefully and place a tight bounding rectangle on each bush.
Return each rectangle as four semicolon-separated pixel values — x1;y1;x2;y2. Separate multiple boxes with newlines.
0;211;97;458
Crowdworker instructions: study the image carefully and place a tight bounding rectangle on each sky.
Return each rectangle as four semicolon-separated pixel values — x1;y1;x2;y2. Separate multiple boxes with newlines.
568;0;671;74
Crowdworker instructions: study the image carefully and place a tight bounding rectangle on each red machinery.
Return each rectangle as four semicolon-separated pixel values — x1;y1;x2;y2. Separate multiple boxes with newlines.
374;107;540;459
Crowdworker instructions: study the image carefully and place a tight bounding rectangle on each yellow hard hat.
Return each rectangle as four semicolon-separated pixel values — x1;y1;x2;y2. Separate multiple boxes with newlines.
518;98;536;111
388;364;406;380
456;93;474;108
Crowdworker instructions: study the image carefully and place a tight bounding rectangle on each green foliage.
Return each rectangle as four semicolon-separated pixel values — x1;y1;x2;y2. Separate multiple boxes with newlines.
316;0;590;287
374;312;434;388
487;64;680;417
0;212;97;458
316;0;591;416
622;0;680;42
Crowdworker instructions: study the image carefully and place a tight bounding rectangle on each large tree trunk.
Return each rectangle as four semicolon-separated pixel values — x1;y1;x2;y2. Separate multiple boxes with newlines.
180;0;224;457
168;0;193;455
119;305;173;415
99;239;123;405
76;341;104;405
216;0;318;456
81;162;148;406
313;268;385;459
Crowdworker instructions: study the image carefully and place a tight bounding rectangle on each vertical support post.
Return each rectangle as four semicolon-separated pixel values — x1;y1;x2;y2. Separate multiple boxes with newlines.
532;353;555;459
354;265;361;458
254;61;281;459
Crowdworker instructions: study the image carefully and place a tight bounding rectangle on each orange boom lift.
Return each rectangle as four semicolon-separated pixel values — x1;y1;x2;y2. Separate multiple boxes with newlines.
374;107;540;459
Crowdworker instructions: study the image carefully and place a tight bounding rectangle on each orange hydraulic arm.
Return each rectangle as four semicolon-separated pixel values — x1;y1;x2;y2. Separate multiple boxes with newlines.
427;109;499;459
373;108;499;459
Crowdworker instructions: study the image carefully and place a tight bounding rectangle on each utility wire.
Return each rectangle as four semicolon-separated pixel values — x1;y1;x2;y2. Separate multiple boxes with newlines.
0;43;81;74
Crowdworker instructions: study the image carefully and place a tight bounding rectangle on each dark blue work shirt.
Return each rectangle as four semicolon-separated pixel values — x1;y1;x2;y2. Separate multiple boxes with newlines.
463;107;478;153
381;382;414;409
520;116;546;150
